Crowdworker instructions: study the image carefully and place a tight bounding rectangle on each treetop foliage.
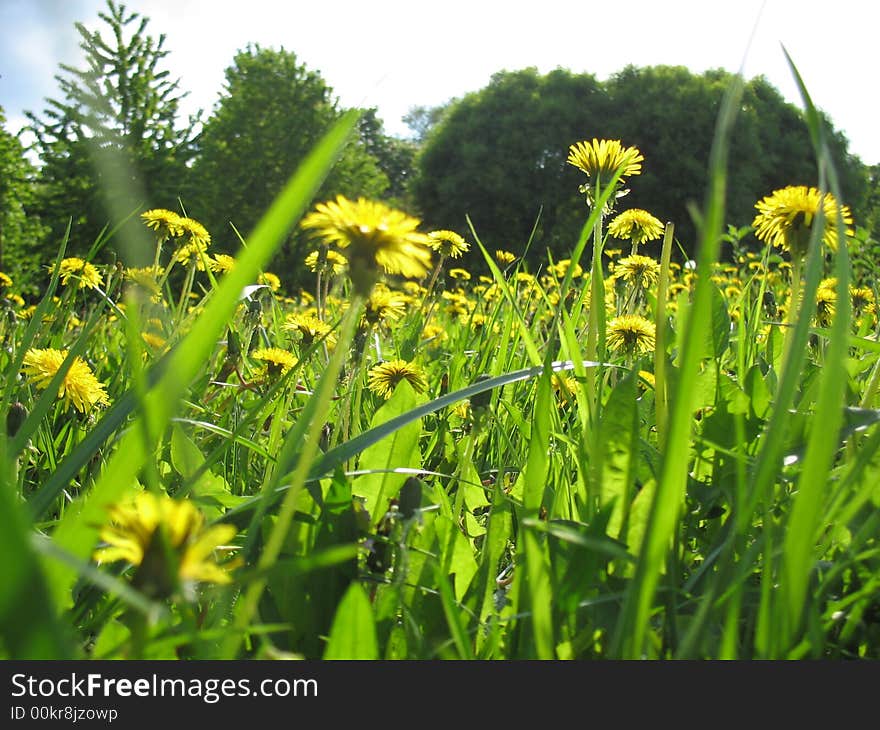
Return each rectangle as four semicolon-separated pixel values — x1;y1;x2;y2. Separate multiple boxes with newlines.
411;64;869;264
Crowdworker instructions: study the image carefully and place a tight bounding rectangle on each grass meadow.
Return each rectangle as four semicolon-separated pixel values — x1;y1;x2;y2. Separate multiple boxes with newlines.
3;63;880;660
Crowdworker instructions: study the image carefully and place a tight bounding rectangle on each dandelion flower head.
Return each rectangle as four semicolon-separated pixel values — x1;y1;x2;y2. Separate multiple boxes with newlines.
141;209;185;240
567;139;644;185
427;230;470;259
301;196;432;296
608;209;665;246
93;492;237;597
56;257;103;290
753;185;853;258
606;315;656;357
22;347;110;413
367;359;428;399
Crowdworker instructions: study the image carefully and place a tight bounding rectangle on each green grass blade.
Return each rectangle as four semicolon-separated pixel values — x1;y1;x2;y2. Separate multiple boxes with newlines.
779;48;853;649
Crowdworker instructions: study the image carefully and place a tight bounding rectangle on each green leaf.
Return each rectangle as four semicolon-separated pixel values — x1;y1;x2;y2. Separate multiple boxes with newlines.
710;282;731;359
522;371;552;513
435;566;475;660
522;529;554;659
436;515;479;601
323;583;378;660
354;380;423;524
170;422;205;479
600;370;639;538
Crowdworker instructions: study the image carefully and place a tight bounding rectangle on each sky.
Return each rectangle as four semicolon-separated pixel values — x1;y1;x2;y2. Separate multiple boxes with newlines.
1;0;878;165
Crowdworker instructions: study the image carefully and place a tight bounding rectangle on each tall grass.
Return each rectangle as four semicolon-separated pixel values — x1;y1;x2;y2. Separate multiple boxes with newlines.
2;62;879;660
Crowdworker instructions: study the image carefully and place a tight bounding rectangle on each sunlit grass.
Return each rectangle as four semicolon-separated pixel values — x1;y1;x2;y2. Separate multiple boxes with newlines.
2;62;880;661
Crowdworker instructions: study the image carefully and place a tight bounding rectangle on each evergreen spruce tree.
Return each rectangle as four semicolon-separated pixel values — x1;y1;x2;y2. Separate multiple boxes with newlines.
27;0;198;265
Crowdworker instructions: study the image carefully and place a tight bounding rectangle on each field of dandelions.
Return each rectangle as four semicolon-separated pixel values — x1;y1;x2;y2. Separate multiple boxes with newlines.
3;84;880;660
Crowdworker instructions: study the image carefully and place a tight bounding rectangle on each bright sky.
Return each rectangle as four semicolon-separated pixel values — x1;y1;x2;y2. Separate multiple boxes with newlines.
1;0;878;166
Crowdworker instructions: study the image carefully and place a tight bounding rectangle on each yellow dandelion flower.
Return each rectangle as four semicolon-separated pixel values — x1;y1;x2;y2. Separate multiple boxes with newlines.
173;239;210;269
452;400;471;420
21;348;110;413
141;208;185;241
284;312;336;347
305;249;347;275
606;315;656;357
615;255;661;289
0;271;12;290
212;254;236;274
448;268;472;281
141;332;166;350
815;280;837;328
8;293;25;308
178;217;211;247
427;230;470;258
93;492;237;598
251;347;298;377
55;257;103;290
299;290;316;306
495;250;517;266
442;291;474;317
608;209;665;247
367;359;428;399
851;286;876;324
301;196;432;296
567;138;644;187
551;373;578;405
362;286;408;328
466;312;500;334
125;266;164;298
423;323;449;343
753;185;853;259
258;272;281;292
604;248;623;259
402;281;425;296
637;370;656;391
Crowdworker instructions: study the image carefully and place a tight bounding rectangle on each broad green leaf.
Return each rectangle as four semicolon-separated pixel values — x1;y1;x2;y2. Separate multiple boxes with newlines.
322;583;378;660
522;529;554;659
354;380;422;523
435;514;479;601
522;371;552;513
600;370;639;538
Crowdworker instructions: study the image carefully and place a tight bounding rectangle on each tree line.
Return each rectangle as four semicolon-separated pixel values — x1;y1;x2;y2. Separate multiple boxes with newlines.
1;0;877;295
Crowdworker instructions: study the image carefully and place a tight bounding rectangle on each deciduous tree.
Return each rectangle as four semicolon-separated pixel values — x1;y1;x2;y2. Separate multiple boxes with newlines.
189;45;389;287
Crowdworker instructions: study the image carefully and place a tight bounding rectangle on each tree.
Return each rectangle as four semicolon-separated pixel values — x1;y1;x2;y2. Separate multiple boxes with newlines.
402;104;451;144
412;65;868;266
27;0;197;265
603;66;866;251
188;45;389;287
357;109;417;206
0;107;48;293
